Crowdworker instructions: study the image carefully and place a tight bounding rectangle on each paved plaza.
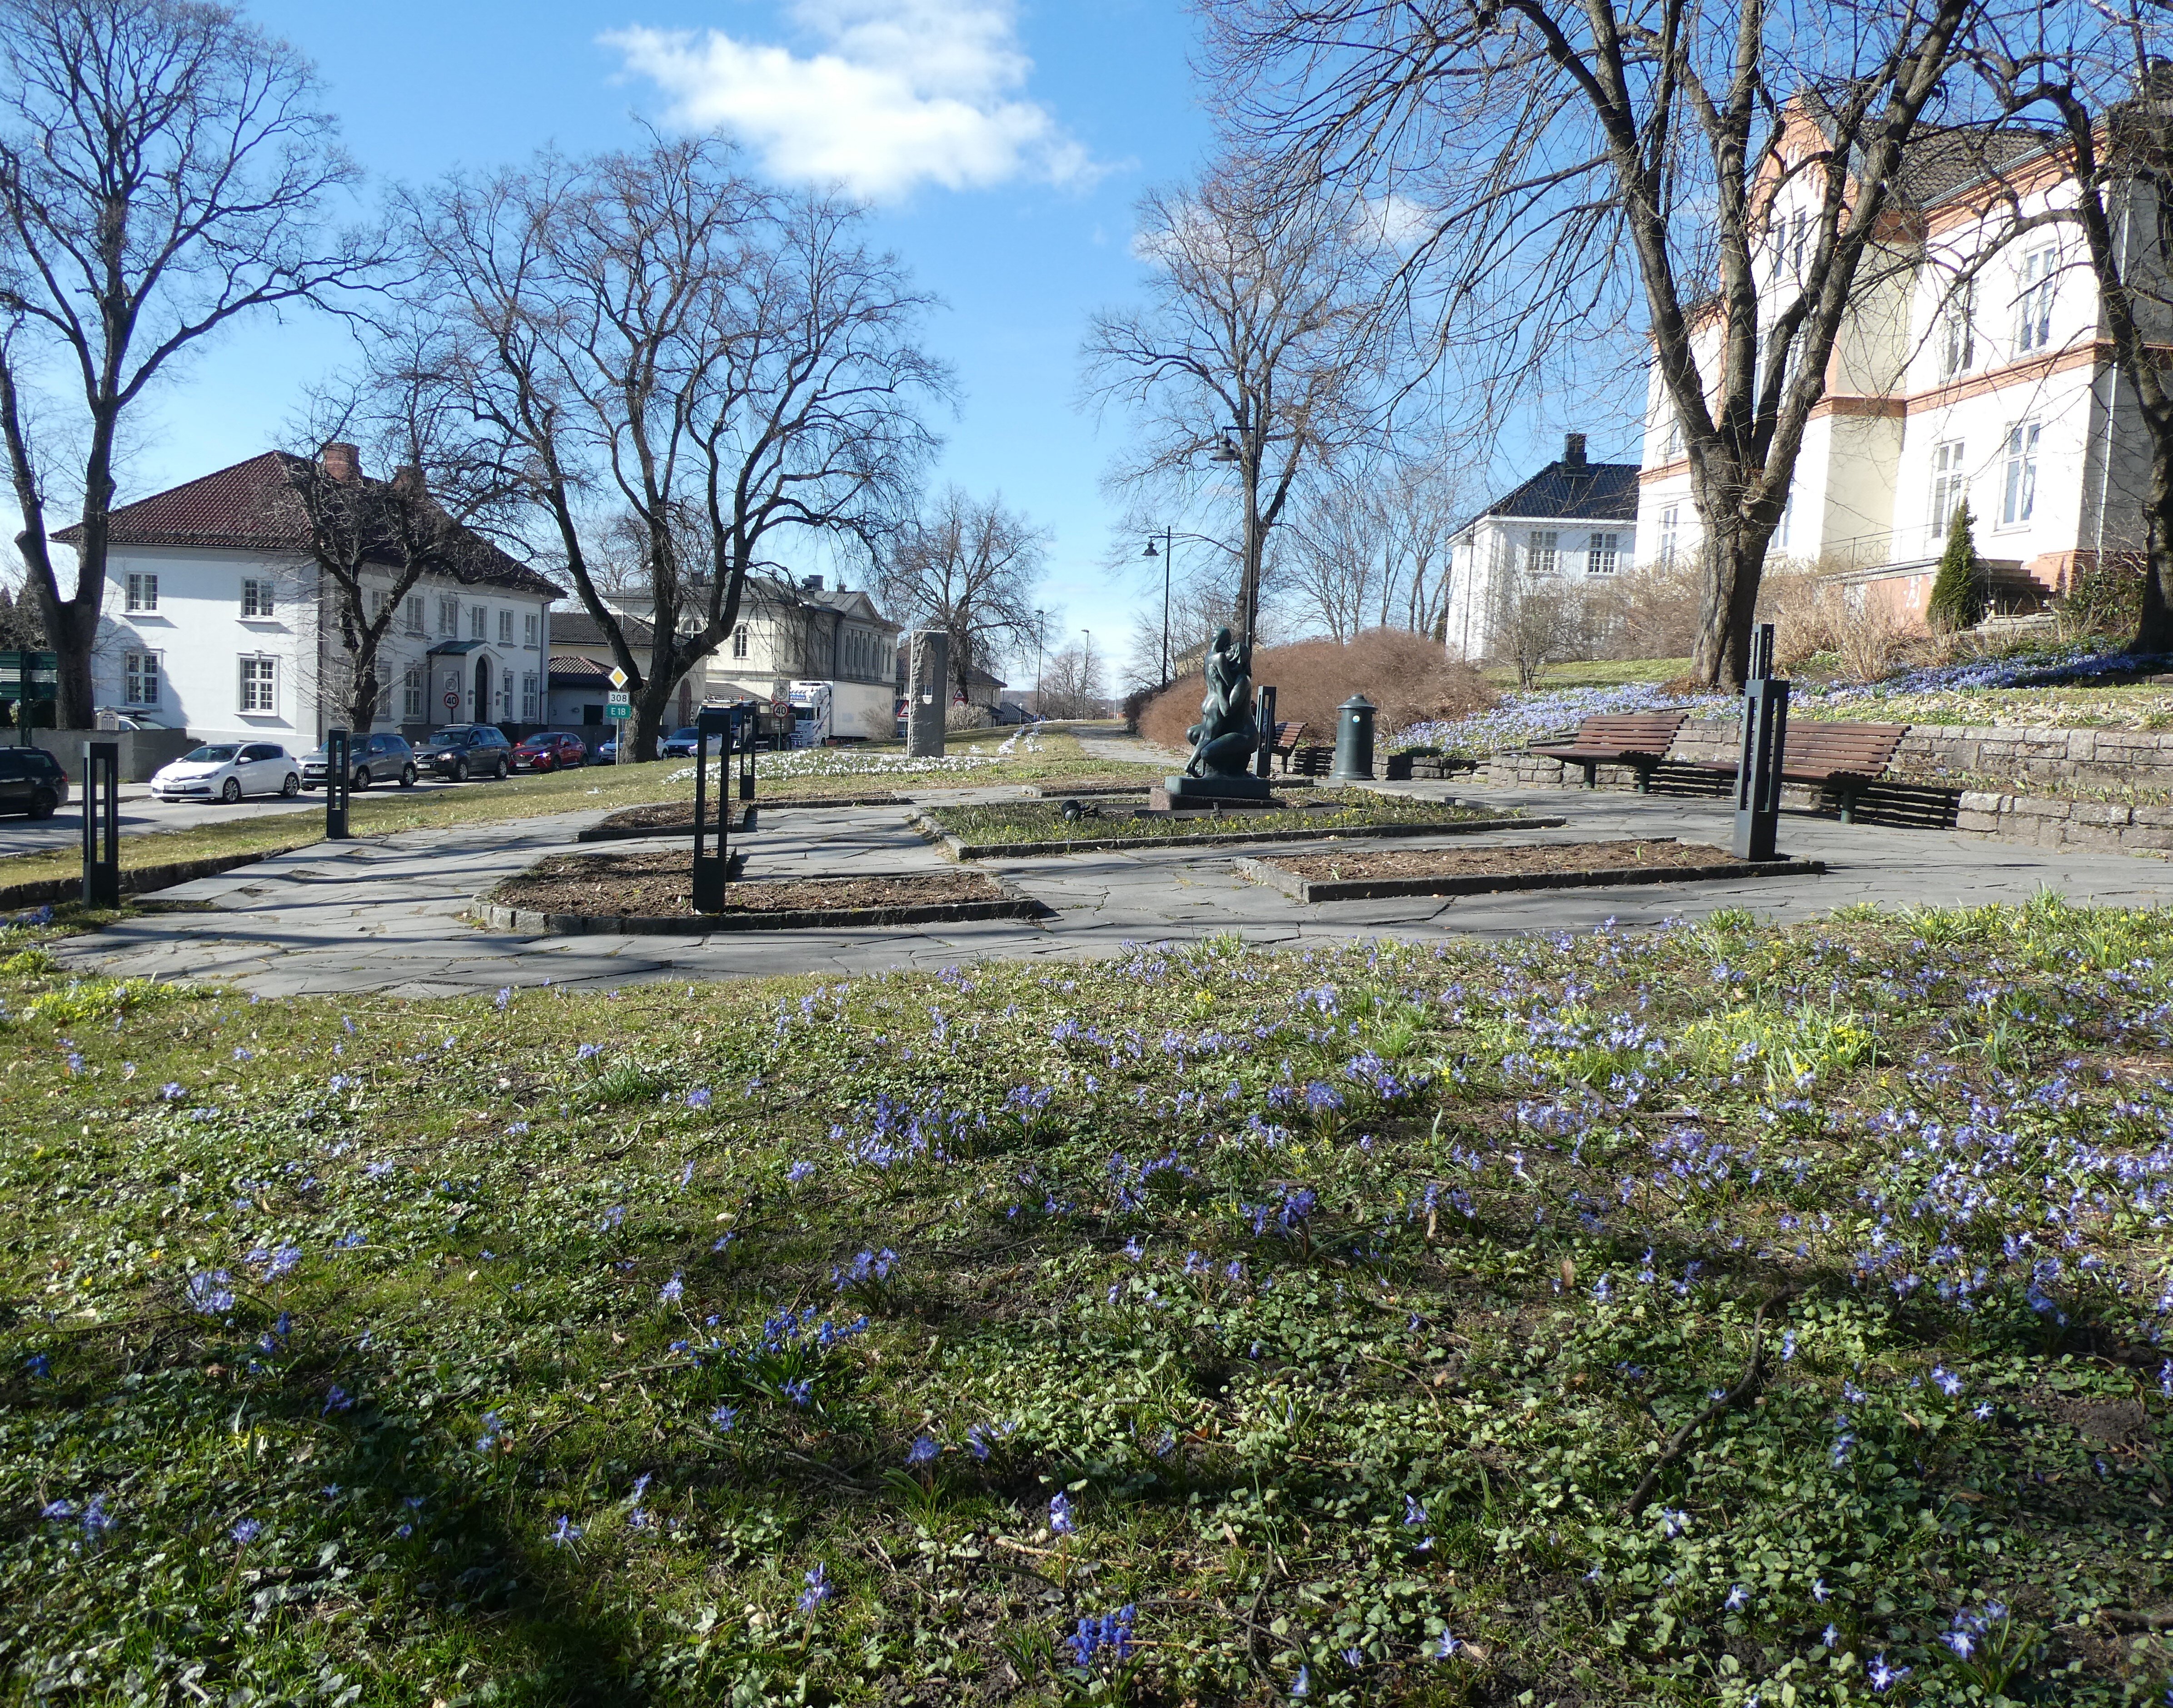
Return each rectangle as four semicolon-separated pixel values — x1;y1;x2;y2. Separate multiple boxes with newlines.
41;776;2173;996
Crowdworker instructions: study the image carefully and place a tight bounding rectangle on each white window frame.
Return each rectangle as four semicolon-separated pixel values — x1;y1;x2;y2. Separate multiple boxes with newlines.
498;608;513;644
1938;280;1976;379
402;664;423;720
524;612;539;648
406;596;425;637
732;623;750;659
2015;249;2056;355
240;578;276;619
2001;422;2040;527
1930;440;1970;533
1656;506;1680;567
1528;530;1560;575
123;649;160;706
124;572;158;613
239;655;277;714
469;604;486;640
436;596;459;638
1584;532;1620;576
521;672;538;721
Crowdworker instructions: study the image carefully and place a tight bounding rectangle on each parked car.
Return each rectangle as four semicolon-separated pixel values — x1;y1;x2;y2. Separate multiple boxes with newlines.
512;731;588;773
301;732;417;791
992;702;1030;726
595;732;661;762
660;725;702;757
93;709;174;732
0;746;70;818
419;724;513;781
149;742;301;803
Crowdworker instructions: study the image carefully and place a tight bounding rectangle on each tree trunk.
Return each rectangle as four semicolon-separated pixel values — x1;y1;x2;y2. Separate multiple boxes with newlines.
1689;520;1764;691
344;652;383;735
2134;443;2173;655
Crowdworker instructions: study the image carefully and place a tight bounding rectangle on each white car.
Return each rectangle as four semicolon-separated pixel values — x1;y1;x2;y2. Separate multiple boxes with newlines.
150;742;302;804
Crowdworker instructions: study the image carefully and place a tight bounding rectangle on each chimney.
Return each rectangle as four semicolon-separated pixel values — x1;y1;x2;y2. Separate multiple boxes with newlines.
1563;433;1588;467
320;442;360;482
802;573;824;593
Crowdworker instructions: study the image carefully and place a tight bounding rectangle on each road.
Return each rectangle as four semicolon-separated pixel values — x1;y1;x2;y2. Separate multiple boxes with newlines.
0;772;493;860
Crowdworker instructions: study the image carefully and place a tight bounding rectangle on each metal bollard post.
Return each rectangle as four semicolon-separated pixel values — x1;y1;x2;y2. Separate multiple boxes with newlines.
325;728;352;839
738;706;756;802
1331;694;1376;782
81;741;120;907
1253;684;1277;780
1732;623;1789;861
691;706;736;913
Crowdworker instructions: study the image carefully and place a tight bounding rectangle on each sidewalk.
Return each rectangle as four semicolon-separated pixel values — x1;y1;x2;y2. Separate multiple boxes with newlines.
46;782;2173;997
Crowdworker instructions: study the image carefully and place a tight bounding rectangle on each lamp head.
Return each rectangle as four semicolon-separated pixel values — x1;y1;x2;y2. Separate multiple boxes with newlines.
1141;541;1158;558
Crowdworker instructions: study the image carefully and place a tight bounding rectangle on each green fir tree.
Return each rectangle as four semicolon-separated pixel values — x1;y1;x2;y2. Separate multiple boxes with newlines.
1925;501;1984;632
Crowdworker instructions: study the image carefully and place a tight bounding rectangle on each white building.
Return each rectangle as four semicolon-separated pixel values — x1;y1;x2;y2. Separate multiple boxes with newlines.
63;448;563;749
1634;114;2159;618
1441;434;1640;661
604;573;903;741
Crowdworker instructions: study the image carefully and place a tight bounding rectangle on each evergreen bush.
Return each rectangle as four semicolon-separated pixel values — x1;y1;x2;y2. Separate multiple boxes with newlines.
1926;502;1985;632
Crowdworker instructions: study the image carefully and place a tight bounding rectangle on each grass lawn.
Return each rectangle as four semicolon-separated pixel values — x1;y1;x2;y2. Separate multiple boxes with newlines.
1480;658;1696;690
5;896;2172;1703
0;731;1157;892
922;792;1500;847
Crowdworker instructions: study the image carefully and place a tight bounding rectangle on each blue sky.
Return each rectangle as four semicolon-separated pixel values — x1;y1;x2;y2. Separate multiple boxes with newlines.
82;0;1233;676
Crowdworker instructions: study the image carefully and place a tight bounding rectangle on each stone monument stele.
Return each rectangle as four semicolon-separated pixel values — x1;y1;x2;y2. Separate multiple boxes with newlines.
1163;625;1272;804
907;629;948;758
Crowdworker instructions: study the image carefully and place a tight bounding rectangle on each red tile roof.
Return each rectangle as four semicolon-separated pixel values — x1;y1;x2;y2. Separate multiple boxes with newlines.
54;451;564;599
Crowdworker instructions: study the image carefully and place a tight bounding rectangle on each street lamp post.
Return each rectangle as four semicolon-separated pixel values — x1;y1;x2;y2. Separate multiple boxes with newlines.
1080;629;1090;720
1033;608;1045;718
1140;528;1173;686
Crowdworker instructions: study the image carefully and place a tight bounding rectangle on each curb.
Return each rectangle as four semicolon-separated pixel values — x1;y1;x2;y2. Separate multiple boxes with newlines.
0;848;276;910
1231;851;1827;903
913;811;1564;861
468;866;1046;935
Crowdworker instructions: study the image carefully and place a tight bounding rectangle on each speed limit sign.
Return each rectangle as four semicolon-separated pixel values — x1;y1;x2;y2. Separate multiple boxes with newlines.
443;691;458;711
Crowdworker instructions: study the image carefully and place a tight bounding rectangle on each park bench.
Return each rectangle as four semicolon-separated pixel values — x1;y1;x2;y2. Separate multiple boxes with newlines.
1268;720;1310;773
1526;710;1694;792
1666;719;1912;822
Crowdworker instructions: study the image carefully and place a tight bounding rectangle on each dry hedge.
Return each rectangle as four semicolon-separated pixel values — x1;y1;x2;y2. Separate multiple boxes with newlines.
1138;628;1496;752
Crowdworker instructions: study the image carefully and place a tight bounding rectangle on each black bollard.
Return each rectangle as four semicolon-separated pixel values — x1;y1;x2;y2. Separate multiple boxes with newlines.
691;706;736;913
1733;623;1789;861
325;728;352;839
81;741;120;907
1253;684;1277;780
1331;694;1377;782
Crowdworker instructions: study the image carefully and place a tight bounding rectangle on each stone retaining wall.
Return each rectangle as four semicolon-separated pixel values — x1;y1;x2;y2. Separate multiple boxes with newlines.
1954;792;2173;852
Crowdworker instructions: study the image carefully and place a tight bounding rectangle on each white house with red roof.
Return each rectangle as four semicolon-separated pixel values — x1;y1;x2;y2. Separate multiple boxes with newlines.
57;447;564;749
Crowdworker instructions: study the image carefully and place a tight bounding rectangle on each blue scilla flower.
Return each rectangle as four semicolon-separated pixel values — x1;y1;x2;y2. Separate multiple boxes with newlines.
24;1352;50;1379
1404;1495;1426;1527
659;1273;684;1306
1049;1491;1076;1535
184;1271;234;1315
797;1563;832;1612
231;1518;262;1544
905;1434;940;1467
549;1516;581;1547
709;1404;739;1432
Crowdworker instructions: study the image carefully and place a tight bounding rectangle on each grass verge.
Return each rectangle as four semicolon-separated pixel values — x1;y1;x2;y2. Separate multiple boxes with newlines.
2;896;2171;1702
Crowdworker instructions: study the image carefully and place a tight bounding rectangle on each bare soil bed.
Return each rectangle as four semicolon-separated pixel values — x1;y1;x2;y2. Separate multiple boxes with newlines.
1270;838;1737;880
493;850;1004;917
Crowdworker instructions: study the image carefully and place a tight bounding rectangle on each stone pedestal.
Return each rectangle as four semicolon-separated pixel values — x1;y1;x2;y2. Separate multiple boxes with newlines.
906;630;948;757
1159;772;1274;807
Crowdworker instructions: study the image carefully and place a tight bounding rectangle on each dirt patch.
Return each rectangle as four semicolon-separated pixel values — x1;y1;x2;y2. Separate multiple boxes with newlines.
492;850;1003;917
1267;839;1738;881
599;801;737;832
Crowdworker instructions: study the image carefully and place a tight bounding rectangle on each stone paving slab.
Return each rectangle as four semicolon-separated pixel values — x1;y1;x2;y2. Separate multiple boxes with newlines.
40;783;2173;995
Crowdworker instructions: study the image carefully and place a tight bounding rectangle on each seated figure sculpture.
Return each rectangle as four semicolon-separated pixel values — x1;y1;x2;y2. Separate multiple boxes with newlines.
1166;625;1271;802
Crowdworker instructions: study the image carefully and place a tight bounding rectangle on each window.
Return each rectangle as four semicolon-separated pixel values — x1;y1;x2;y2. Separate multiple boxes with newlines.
521;672;538;720
405;596;425;637
1775;487;1796;551
2016;249;2056;354
498;608;513;644
241;578;275;618
1585;532;1620;576
732;623;750;659
469;604;486;640
1656;506;1680;566
1938;280;1975;378
123;650;160;706
1660;412;1685;463
1789;209;1809;276
1930;440;1970;532
239;656;277;713
436;596;458;637
124;572;158;612
1528;531;1559;575
370;588;386;621
2001;422;2040;526
524;612;538;647
402;664;423;720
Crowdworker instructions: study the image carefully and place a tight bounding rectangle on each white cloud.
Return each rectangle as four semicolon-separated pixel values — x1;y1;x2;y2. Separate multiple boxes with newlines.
605;0;1099;201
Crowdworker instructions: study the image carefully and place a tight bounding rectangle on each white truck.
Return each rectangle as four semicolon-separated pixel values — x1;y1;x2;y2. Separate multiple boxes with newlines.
785;681;833;748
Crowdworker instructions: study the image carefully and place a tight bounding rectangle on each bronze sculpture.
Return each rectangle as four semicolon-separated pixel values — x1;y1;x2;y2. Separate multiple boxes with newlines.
1185;625;1259;778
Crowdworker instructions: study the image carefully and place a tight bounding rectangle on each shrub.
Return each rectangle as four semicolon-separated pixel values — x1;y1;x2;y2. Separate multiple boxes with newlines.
943;703;994;732
1136;628;1495;753
2060;556;2146;644
1926;503;1986;633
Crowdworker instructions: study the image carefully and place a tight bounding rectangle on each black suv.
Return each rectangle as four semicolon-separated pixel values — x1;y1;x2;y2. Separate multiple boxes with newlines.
419;724;513;781
0;746;70;818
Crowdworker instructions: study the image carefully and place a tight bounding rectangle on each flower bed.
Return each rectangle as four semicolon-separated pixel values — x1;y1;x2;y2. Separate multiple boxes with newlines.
5;903;2173;1702
1236;838;1821;901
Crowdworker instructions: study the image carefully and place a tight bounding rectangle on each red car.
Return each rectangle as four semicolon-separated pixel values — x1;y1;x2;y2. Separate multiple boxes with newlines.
512;731;589;773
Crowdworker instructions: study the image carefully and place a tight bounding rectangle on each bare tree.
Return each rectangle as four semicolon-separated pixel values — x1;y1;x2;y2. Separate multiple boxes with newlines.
405;134;946;756
1970;14;2173;650
1492;566;1597;688
1082;150;1397;649
1207;0;1982;687
0;0;376;727
877;487;1048;706
1038;640;1108;718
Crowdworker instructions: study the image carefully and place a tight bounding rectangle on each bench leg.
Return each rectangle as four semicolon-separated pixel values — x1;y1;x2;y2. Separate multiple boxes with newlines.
1633;763;1651;795
1838;786;1855;824
1580;761;1597;789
